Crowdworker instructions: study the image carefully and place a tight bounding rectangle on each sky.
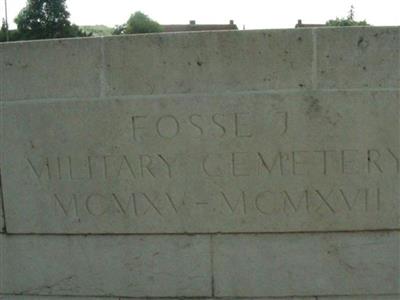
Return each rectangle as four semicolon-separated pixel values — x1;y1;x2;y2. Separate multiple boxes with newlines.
1;0;399;30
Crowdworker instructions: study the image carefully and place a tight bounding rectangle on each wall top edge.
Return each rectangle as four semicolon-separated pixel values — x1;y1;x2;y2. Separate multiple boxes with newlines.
0;25;398;47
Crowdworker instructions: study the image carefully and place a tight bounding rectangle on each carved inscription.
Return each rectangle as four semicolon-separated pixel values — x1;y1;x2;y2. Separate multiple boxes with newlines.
27;154;176;180
16;101;400;231
202;148;400;177
132;111;288;140
27;148;399;182
53;187;382;218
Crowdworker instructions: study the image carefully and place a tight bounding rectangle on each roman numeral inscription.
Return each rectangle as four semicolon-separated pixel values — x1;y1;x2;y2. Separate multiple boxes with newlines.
3;93;399;233
52;187;382;219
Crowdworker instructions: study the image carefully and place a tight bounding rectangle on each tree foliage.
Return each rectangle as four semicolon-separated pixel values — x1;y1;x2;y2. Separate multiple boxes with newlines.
80;25;113;37
113;11;163;35
0;19;21;42
326;6;369;26
14;0;88;40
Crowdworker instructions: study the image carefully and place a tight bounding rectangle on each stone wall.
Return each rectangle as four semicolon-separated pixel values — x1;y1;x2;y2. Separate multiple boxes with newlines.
0;26;399;299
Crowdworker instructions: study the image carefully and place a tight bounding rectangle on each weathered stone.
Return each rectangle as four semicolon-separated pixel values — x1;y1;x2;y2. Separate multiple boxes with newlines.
0;297;114;300
1;91;399;233
0;184;4;232
0;298;314;300
317;296;400;299
0;38;102;101
127;298;314;300
1;297;398;300
213;232;399;297
0;26;399;299
103;29;313;96
0;234;211;297
0;296;397;300
316;27;400;89
0;235;4;292
0;103;4;233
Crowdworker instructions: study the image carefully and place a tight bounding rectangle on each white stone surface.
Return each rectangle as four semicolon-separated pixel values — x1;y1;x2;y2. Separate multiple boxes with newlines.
0;189;4;232
0;296;397;300
0;27;399;299
214;232;400;297
1;234;211;297
0;298;315;300
0;235;3;293
121;297;316;300
317;296;400;299
316;27;400;89
0;38;102;101
0;297;113;300
0;102;4;232
1;91;399;233
103;29;313;96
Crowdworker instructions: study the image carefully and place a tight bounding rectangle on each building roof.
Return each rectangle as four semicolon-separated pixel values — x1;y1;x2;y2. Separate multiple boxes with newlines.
295;19;326;28
162;20;238;32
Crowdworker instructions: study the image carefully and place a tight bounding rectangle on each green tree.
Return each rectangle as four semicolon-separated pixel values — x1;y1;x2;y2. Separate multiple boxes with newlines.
326;6;369;26
0;19;21;42
80;25;113;37
0;19;9;42
113;11;163;35
14;0;88;40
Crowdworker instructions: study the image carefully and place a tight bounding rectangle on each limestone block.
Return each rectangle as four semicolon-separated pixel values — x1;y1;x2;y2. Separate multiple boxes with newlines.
124;298;314;300
0;298;315;300
103;29;313;96
0;297;114;300
213;232;399;297
0;235;3;287
0;38;102;101
0;103;4;232
317;296;400;299
0;187;3;232
1;235;211;297
1;91;399;233
316;27;400;89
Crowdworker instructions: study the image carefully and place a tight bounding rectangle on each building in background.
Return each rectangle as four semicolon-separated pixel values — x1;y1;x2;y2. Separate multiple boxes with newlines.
295;19;326;28
162;20;238;32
